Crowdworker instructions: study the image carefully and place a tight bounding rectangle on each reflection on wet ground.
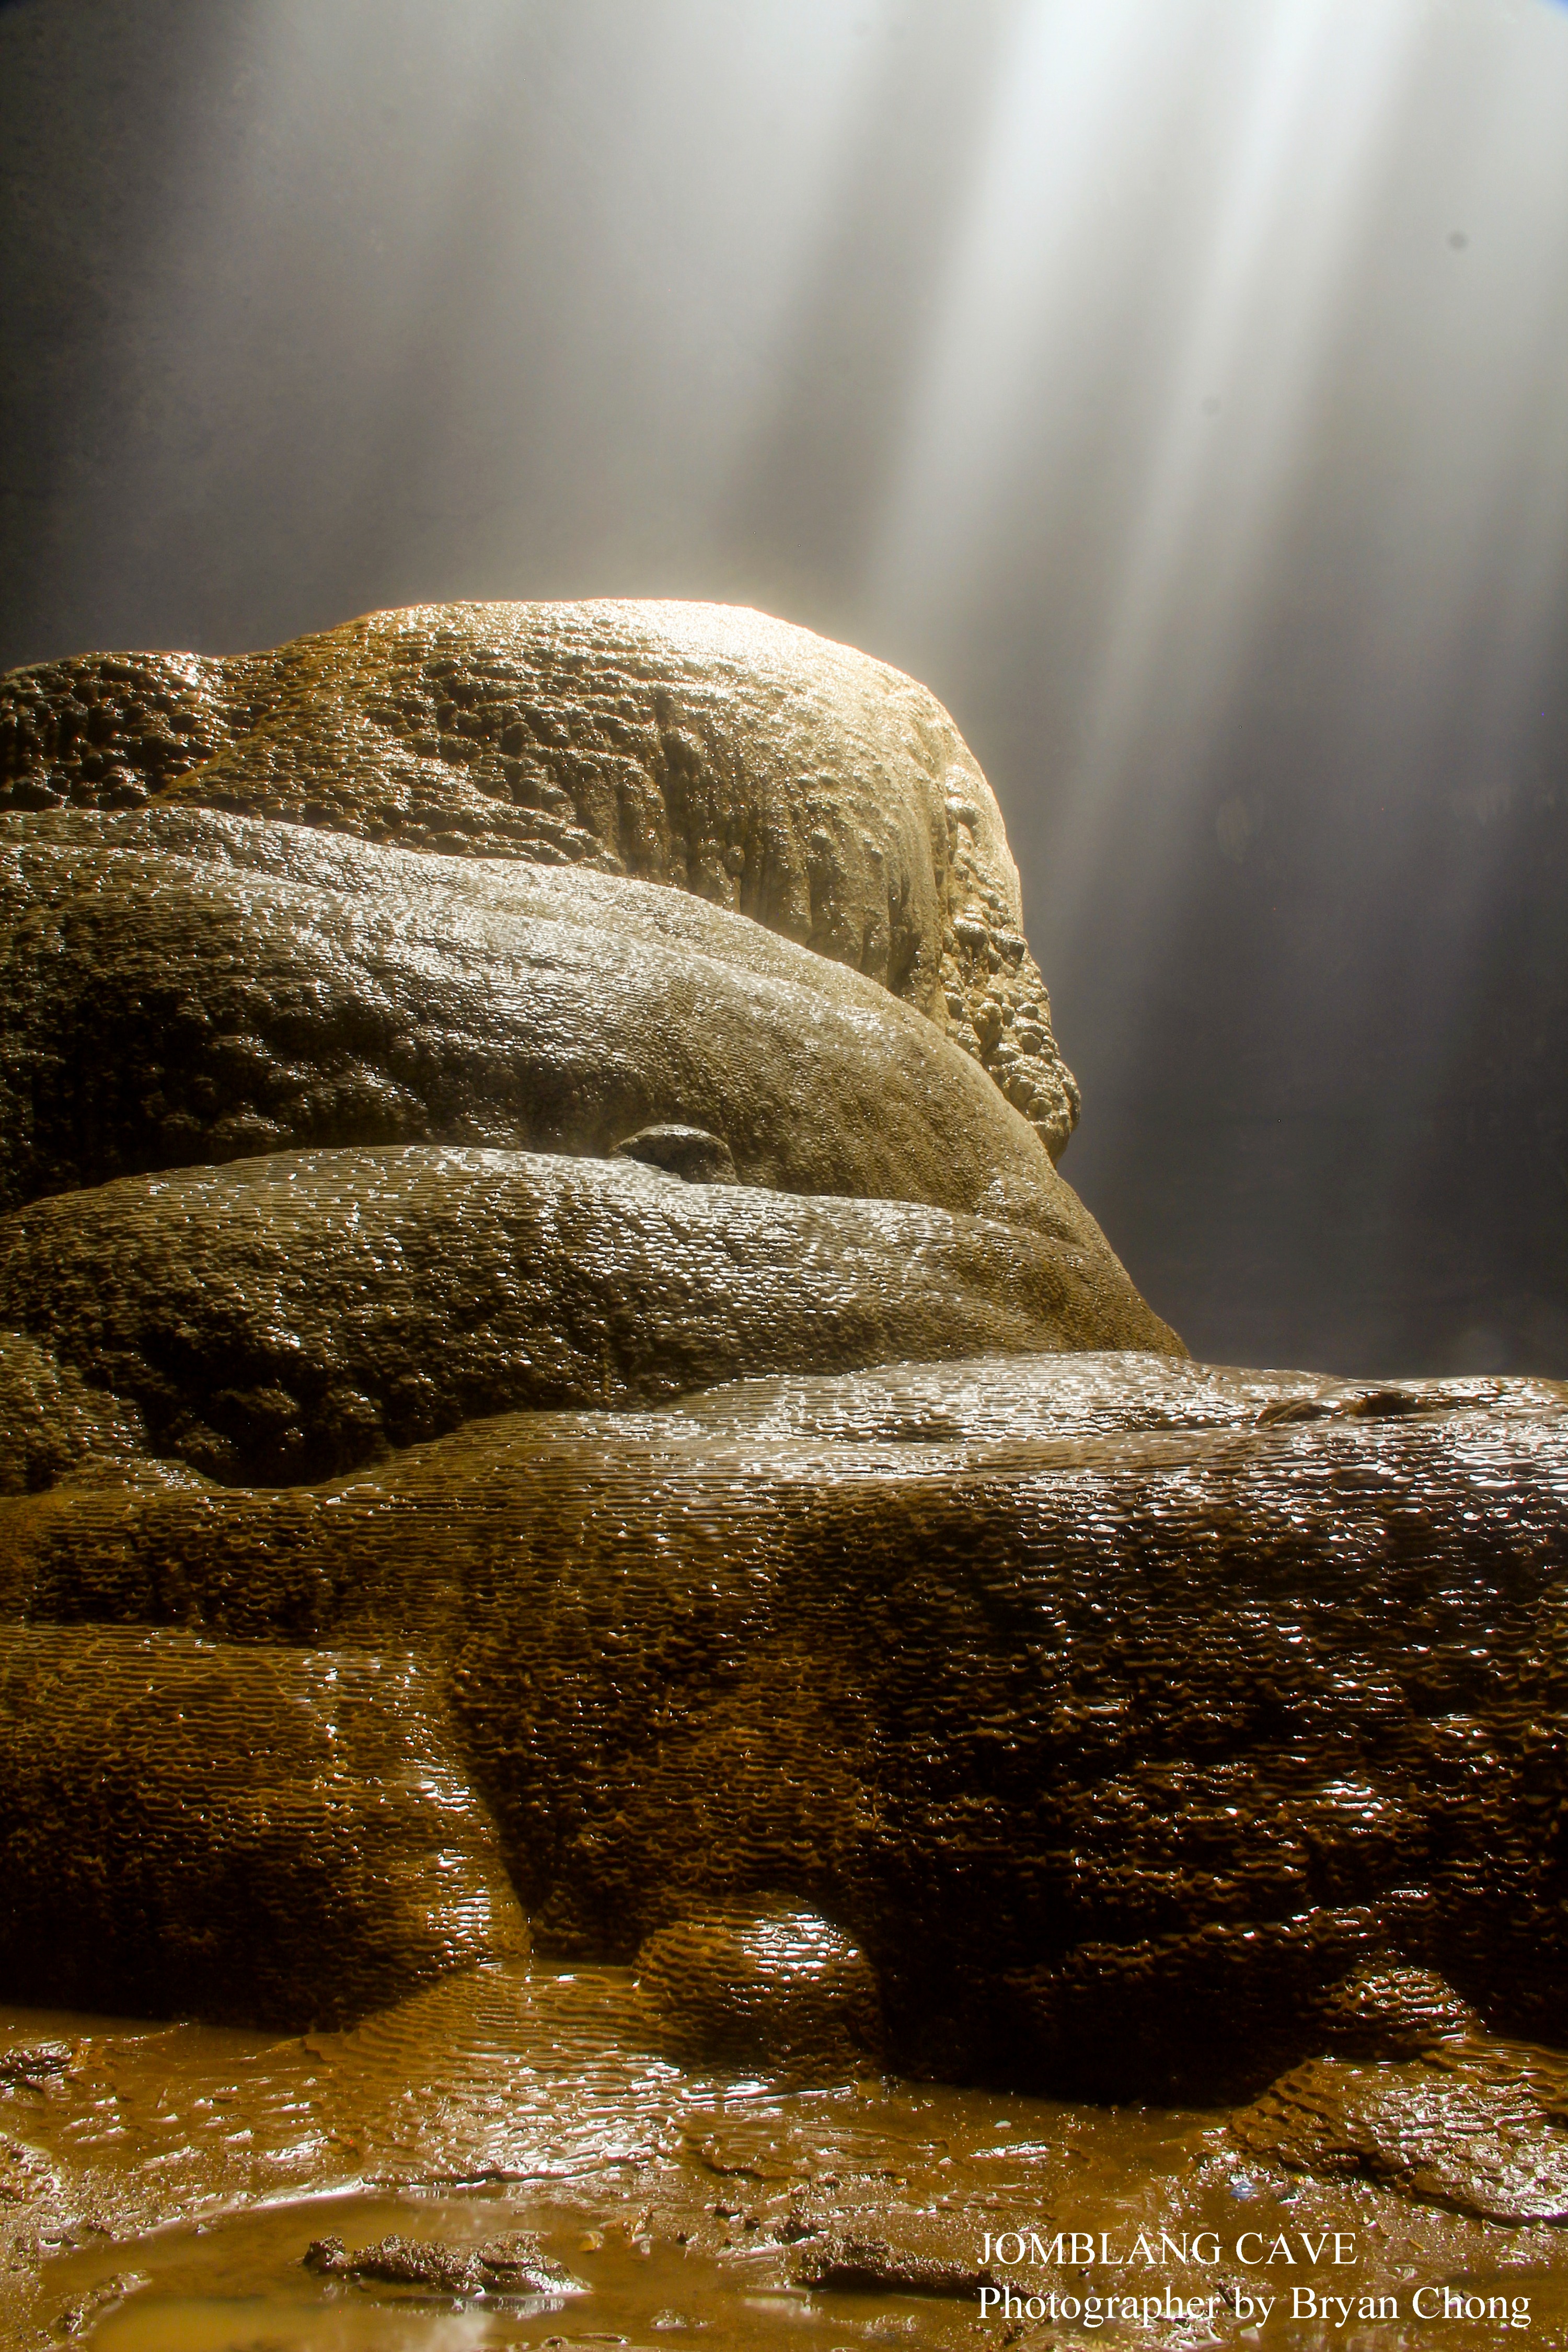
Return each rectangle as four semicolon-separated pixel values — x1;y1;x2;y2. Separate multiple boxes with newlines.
5;1964;1567;2349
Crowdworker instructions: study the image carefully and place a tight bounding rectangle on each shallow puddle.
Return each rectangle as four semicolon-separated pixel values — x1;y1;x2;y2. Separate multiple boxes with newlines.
6;1965;1568;2348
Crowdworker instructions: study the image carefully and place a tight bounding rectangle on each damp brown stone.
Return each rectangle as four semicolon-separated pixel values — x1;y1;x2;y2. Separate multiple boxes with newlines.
2;595;1567;2270
0;1145;1177;1488
0;805;1096;1226
636;1903;884;2079
0;1330;148;1495
0;1625;526;2027
1231;2038;1568;2224
613;1122;739;1183
1310;1959;1482;2058
0;601;1080;1158
793;2234;995;2298
303;2226;579;2298
5;1353;1566;2091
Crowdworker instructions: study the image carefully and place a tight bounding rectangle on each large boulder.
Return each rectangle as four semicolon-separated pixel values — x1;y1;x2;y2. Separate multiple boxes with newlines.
7;1353;1566;2093
0;1144;1174;1488
0;804;1099;1230
0;601;1080;1156
3;602;1564;2120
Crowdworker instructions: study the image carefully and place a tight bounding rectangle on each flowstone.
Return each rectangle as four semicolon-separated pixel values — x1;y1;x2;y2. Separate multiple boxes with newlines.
3;603;1568;2346
0;599;1082;1157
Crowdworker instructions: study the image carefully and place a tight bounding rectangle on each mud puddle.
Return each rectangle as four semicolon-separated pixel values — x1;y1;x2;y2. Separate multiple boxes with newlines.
6;1966;1568;2348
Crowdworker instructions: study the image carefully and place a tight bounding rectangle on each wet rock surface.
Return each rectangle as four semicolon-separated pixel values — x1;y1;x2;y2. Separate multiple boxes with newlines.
4;601;1568;2339
1233;2038;1568;2224
5;1964;1568;2352
0;601;1080;1157
303;2224;579;2298
4;1352;1566;2094
636;1904;884;2080
0;1330;148;1495
0;805;1093;1225
0;1627;525;2026
0;1147;1174;1488
792;2234;996;2297
1309;1959;1483;2059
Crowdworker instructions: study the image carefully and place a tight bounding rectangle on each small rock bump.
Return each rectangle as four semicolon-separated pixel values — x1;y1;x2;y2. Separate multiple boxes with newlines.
636;1903;883;2080
612;1125;739;1184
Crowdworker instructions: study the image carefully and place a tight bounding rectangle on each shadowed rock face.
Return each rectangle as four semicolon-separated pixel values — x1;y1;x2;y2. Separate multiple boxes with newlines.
0;1625;526;2027
5;1354;1567;2101
1;602;1565;2132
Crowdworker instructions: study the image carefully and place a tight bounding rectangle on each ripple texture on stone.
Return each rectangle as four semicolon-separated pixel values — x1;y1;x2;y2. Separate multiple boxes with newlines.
0;600;1081;1157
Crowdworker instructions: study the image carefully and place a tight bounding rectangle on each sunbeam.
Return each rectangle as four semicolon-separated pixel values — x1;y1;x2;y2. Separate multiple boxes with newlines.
3;0;1566;1370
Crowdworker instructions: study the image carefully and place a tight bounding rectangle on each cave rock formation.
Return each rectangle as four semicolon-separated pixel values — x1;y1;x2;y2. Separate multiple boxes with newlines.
3;601;1565;2109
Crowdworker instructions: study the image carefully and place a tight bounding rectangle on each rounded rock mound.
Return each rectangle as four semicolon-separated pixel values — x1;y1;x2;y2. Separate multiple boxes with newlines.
0;803;1106;1241
0;601;1204;2063
0;600;1080;1157
636;1903;884;2080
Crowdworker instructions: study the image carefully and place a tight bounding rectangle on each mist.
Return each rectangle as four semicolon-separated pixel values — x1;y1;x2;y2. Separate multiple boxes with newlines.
3;0;1566;1374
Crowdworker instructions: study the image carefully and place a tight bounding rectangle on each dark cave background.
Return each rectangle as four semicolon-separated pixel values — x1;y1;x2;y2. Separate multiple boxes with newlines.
3;0;1565;1376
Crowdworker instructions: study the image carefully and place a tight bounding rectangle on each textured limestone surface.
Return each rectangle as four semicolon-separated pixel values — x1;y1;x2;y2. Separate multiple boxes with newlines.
0;1625;524;2027
4;602;1567;2310
0;600;1080;1156
0;804;1094;1226
6;1353;1566;2099
1233;2039;1568;2224
636;1902;885;2078
0;1145;1175;1489
0;1329;149;1494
